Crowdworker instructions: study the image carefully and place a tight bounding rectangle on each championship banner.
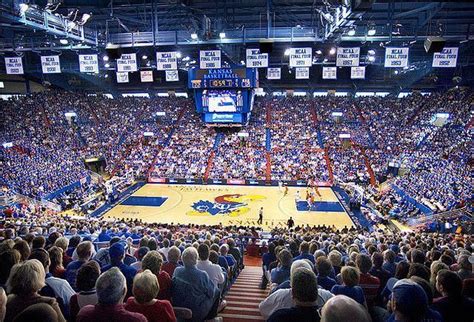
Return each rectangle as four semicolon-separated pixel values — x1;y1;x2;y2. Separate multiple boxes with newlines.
41;55;61;74
165;70;179;82
432;47;458;68
140;70;153;82
322;67;337;79
384;48;409;68
199;50;221;69
78;54;99;73
289;48;312;67
267;67;281;80
246;49;268;68
351;66;365;79
116;72;129;83
117;53;137;72
295;67;310;79
336;47;360;67
4;57;24;75
156;52;178;70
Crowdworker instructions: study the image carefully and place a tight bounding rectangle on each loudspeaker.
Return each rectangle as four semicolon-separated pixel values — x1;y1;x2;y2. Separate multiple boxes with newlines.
259;41;274;54
424;36;446;53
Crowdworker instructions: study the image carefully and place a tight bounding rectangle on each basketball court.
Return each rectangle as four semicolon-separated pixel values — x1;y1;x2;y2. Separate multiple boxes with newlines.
104;184;354;229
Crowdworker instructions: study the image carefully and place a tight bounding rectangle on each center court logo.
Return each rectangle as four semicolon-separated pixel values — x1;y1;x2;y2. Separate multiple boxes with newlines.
188;194;266;217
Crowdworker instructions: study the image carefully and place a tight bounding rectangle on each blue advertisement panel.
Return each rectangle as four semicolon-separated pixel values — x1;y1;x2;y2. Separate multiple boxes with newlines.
204;113;243;123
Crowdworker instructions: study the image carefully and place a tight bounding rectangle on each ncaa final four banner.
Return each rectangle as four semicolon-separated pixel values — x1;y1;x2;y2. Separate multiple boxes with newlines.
351;66;366;79
289;48;312;67
117;53;138;72
295;67;310;79
156;52;178;70
267;67;281;80
432;47;458;68
336;47;360;67
200;50;221;69
246;49;268;68
384;48;409;68
4;57;24;75
78;54;99;73
322;67;337;79
41;55;61;74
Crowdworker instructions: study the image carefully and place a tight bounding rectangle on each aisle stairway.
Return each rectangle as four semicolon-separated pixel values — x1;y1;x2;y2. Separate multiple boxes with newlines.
219;266;267;321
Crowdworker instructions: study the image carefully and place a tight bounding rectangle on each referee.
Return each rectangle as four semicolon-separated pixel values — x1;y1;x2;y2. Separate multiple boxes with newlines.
257;207;263;225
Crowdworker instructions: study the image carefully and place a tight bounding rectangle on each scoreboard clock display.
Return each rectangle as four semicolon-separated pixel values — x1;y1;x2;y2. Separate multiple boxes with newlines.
191;79;251;88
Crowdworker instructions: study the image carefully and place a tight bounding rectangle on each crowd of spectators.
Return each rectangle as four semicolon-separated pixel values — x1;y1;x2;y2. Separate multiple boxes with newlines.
0;208;472;322
1;88;472;221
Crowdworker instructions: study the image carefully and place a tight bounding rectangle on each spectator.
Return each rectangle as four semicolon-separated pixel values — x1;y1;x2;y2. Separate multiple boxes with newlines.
267;268;321;322
331;266;366;306
320;295;371;322
124;270;176;322
457;255;474;281
102;242;137;297
294;242;315;265
76;267;146;322
48;247;66;279
171;247;221;322
0;250;21;288
5;259;66;322
130;247;150;271
66;242;93;290
356;254;380;307
141;251;172;300
197;244;225;288
259;259;333;319
387;279;442;322
69;261;101;321
432;269;474;322
271;249;293;286
0;287;6;322
28;248;75;319
316;257;337;291
161;246;181;277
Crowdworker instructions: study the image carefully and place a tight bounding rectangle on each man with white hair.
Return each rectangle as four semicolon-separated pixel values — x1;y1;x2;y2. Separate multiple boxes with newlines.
320;295;371;322
76;267;146;322
172;247;221;322
259;259;333;319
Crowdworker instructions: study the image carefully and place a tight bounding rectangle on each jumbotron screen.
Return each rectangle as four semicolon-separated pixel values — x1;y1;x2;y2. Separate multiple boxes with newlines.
207;90;238;112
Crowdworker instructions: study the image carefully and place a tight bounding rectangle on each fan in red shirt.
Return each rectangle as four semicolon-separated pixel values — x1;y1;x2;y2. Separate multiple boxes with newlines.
124;270;176;322
356;254;381;307
141;251;172;300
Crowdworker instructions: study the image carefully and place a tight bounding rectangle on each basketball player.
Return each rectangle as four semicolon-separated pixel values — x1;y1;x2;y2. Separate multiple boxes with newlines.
295;190;301;202
314;185;322;198
309;191;315;211
278;180;283;192
283;184;289;196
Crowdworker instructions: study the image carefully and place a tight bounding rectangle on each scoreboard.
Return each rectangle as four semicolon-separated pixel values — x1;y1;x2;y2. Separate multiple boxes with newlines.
188;67;258;89
188;67;258;125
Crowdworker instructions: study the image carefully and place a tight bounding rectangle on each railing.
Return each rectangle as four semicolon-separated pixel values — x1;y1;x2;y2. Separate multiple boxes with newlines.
108;27;321;47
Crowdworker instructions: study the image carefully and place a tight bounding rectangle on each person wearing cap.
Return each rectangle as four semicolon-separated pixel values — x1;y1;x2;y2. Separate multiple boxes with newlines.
102;242;137;298
432;269;474;322
387;279;442;322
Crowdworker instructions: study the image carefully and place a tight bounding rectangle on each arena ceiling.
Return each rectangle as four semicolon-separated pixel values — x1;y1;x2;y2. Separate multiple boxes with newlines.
1;0;474;93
